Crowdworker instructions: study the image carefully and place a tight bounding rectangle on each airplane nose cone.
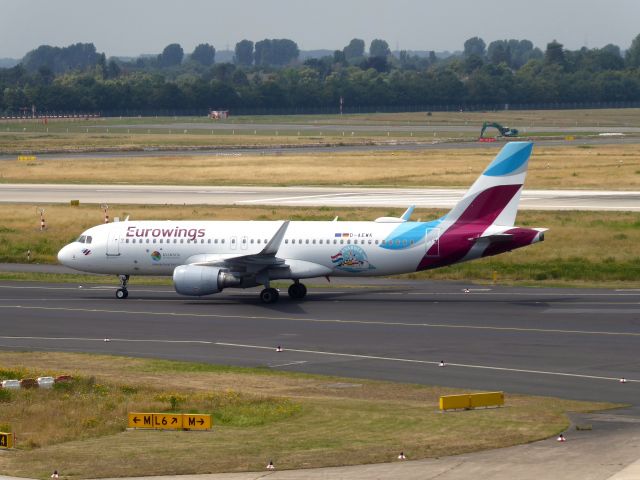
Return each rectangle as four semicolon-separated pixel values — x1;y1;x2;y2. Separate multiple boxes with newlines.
57;245;73;265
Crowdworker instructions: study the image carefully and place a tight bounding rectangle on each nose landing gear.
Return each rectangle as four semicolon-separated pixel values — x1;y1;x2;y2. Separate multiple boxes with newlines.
116;275;129;299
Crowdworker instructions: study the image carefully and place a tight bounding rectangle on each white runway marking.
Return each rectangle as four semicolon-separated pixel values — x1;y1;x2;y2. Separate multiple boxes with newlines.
268;360;307;368
2;283;640;297
216;342;639;384
1;334;634;383
0;335;213;344
1;304;640;337
238;192;355;204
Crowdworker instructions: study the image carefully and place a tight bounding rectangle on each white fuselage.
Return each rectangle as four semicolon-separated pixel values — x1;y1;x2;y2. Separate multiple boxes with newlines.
58;220;439;279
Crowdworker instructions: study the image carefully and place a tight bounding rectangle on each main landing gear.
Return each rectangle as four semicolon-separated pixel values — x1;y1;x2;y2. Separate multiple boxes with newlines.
288;281;307;300
116;274;129;299
259;281;307;304
260;287;279;304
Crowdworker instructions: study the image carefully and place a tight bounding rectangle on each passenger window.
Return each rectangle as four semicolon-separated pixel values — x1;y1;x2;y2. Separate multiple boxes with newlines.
333;239;337;244
214;239;218;244
340;239;344;244
396;240;400;246
305;239;309;244
381;240;386;245
180;239;184;244
319;239;323;244
368;239;372;244
403;240;407;246
375;240;379;245
221;239;225;244
208;239;211;244
153;239;156;243
146;239;150;244
312;239;316;244
347;240;351;244
285;240;288;244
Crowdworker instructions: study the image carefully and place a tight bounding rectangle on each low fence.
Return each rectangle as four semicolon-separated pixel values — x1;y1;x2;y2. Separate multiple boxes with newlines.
2;101;640;120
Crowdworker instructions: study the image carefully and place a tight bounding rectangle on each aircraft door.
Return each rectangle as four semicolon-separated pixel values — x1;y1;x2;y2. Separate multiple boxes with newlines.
230;236;237;250
106;227;121;256
425;228;440;257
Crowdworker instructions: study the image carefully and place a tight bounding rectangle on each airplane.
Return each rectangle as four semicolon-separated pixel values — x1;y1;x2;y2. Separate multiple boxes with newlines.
57;142;546;303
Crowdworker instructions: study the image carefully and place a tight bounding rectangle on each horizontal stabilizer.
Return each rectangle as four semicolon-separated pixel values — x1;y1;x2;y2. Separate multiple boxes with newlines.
469;234;513;244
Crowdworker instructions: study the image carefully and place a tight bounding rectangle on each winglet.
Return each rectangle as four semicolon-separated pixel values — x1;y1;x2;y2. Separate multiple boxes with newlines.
260;221;290;256
401;205;415;221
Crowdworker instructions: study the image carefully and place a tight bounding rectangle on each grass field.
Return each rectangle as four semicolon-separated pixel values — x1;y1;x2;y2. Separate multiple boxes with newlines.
1;108;639;154
0;351;617;478
2;144;640;189
1;204;639;287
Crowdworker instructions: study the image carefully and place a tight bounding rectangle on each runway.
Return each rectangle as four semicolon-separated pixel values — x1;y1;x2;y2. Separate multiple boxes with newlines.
1;279;639;409
0;135;638;161
93;121;640;134
2;183;639;211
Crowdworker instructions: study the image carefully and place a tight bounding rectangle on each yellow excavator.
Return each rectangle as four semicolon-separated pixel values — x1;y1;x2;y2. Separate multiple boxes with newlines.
480;122;519;138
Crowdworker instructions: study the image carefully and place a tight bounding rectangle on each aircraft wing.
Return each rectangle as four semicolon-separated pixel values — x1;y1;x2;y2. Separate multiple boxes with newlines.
183;220;332;278
184;221;290;271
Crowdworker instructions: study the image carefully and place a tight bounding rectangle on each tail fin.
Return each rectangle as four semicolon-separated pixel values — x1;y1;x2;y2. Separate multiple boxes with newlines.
417;142;542;271
444;141;533;228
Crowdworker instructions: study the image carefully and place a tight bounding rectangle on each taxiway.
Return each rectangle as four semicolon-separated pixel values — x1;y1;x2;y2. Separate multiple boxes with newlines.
0;279;638;409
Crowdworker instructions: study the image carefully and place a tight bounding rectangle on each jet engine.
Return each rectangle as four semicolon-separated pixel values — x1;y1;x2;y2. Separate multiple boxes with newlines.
173;265;242;296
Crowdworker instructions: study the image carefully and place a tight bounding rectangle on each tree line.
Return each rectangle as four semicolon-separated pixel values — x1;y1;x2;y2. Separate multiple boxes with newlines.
2;34;640;114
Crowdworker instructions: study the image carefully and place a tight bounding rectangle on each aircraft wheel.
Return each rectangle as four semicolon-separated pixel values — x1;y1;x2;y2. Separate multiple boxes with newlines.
288;283;307;300
260;288;279;304
116;288;128;299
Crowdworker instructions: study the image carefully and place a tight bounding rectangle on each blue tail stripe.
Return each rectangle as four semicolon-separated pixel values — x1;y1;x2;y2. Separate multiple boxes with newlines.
483;142;533;177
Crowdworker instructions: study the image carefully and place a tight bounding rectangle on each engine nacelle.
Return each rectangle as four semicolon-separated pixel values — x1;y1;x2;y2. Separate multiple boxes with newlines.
173;265;242;296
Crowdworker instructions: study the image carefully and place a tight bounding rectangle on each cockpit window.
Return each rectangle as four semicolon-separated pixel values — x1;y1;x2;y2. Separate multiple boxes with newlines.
86;236;92;244
76;235;86;243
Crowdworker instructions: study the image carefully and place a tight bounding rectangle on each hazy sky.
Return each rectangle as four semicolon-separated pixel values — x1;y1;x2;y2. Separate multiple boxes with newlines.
2;0;639;58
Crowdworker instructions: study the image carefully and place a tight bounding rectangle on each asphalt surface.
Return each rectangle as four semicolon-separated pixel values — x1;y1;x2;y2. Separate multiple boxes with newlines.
2;276;640;479
0;135;637;161
91;121;640;134
2;183;639;211
0;278;639;409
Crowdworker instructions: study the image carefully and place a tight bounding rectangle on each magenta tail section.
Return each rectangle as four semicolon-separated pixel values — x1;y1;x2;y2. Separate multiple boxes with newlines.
418;142;545;271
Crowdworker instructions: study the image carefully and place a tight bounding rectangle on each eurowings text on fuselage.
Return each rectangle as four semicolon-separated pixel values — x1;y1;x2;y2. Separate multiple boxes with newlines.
57;142;546;303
